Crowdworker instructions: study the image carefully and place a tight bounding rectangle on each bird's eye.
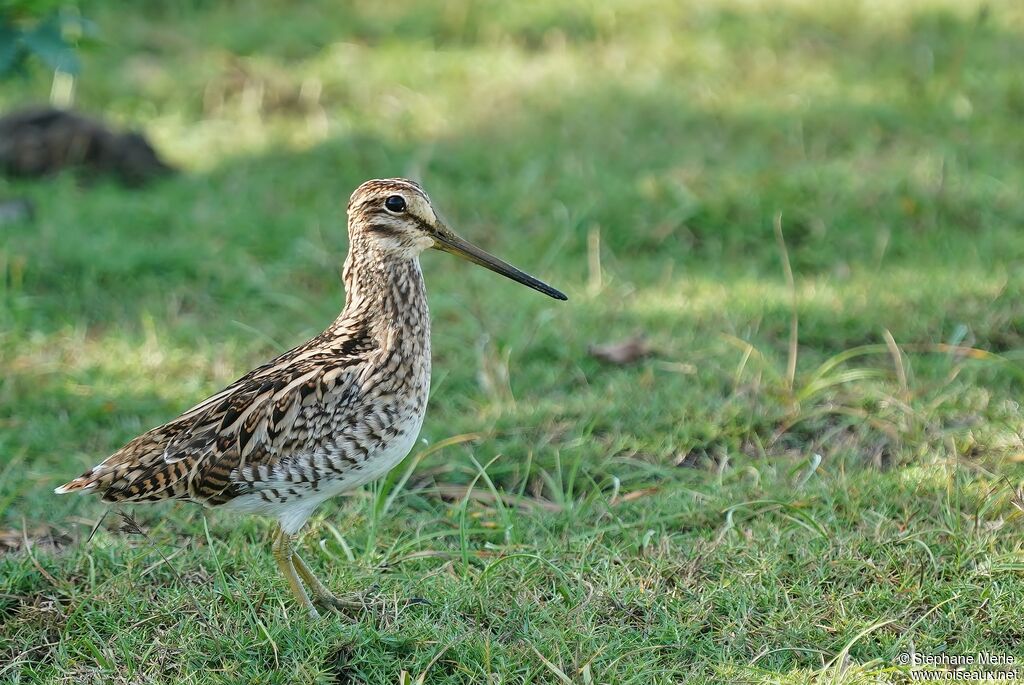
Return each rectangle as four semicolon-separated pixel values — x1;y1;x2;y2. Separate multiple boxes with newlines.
384;195;407;213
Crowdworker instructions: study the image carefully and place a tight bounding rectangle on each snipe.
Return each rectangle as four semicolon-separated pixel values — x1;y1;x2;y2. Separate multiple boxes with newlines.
56;178;566;617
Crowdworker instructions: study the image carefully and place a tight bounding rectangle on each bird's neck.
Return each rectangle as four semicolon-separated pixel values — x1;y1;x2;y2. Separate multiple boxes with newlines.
334;243;429;343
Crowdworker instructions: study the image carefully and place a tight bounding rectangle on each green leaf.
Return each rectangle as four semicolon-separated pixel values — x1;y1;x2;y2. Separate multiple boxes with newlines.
59;13;99;39
21;14;79;74
5;0;67;20
0;18;26;77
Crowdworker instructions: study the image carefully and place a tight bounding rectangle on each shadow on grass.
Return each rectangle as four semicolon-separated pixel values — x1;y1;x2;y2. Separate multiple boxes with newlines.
5;78;1023;325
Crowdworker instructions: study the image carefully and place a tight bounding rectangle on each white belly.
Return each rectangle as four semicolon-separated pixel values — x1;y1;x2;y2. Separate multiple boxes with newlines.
222;411;425;534
340;414;424;490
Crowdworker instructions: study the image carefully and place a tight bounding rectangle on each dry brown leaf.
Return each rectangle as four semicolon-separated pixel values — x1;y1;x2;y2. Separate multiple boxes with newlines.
430;485;563;512
610;487;661;506
0;526;71;555
588;335;654;365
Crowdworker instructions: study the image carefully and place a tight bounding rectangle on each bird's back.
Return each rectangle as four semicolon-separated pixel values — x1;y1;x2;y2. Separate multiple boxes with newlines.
57;261;432;512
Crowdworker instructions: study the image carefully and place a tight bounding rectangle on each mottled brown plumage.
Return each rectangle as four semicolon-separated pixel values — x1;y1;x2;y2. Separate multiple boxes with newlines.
56;178;566;617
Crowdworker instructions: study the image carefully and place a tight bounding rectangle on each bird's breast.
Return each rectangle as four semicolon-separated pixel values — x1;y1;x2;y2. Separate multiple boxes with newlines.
316;324;431;478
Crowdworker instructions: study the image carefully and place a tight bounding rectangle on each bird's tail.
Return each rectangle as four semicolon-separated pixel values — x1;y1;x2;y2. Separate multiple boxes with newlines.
54;472;100;494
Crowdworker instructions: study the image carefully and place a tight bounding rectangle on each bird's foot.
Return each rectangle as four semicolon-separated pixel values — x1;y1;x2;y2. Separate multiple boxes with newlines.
312;589;371;613
310;585;430;617
284;539;430;619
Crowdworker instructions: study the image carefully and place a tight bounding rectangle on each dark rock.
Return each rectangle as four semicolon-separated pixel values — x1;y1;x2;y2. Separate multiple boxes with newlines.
0;106;175;187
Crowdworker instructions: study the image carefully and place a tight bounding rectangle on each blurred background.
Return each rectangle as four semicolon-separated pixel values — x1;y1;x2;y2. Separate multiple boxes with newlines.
2;1;1024;682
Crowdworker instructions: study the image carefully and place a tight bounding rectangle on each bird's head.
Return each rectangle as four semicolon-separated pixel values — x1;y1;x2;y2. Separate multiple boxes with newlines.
347;178;567;300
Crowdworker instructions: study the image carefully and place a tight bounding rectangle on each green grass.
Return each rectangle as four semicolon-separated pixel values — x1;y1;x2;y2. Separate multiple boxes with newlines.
3;0;1024;682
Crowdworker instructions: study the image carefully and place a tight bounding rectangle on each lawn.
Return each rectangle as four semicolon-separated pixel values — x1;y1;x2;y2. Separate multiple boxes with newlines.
3;0;1024;682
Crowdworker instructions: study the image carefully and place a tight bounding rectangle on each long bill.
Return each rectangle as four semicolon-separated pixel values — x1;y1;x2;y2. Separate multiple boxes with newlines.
432;228;568;301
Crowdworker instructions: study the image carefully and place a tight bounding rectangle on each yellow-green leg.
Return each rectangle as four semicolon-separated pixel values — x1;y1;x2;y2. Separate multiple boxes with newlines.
291;550;368;612
271;526;320;619
272;524;428;618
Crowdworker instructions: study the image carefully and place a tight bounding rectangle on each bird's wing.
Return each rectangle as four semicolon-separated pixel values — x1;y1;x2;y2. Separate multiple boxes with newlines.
56;334;372;505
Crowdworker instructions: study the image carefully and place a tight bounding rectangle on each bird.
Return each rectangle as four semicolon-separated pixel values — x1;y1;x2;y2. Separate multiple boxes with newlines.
55;178;567;618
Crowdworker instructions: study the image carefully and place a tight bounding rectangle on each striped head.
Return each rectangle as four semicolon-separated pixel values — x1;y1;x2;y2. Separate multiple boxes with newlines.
347;178;438;256
346;178;566;300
